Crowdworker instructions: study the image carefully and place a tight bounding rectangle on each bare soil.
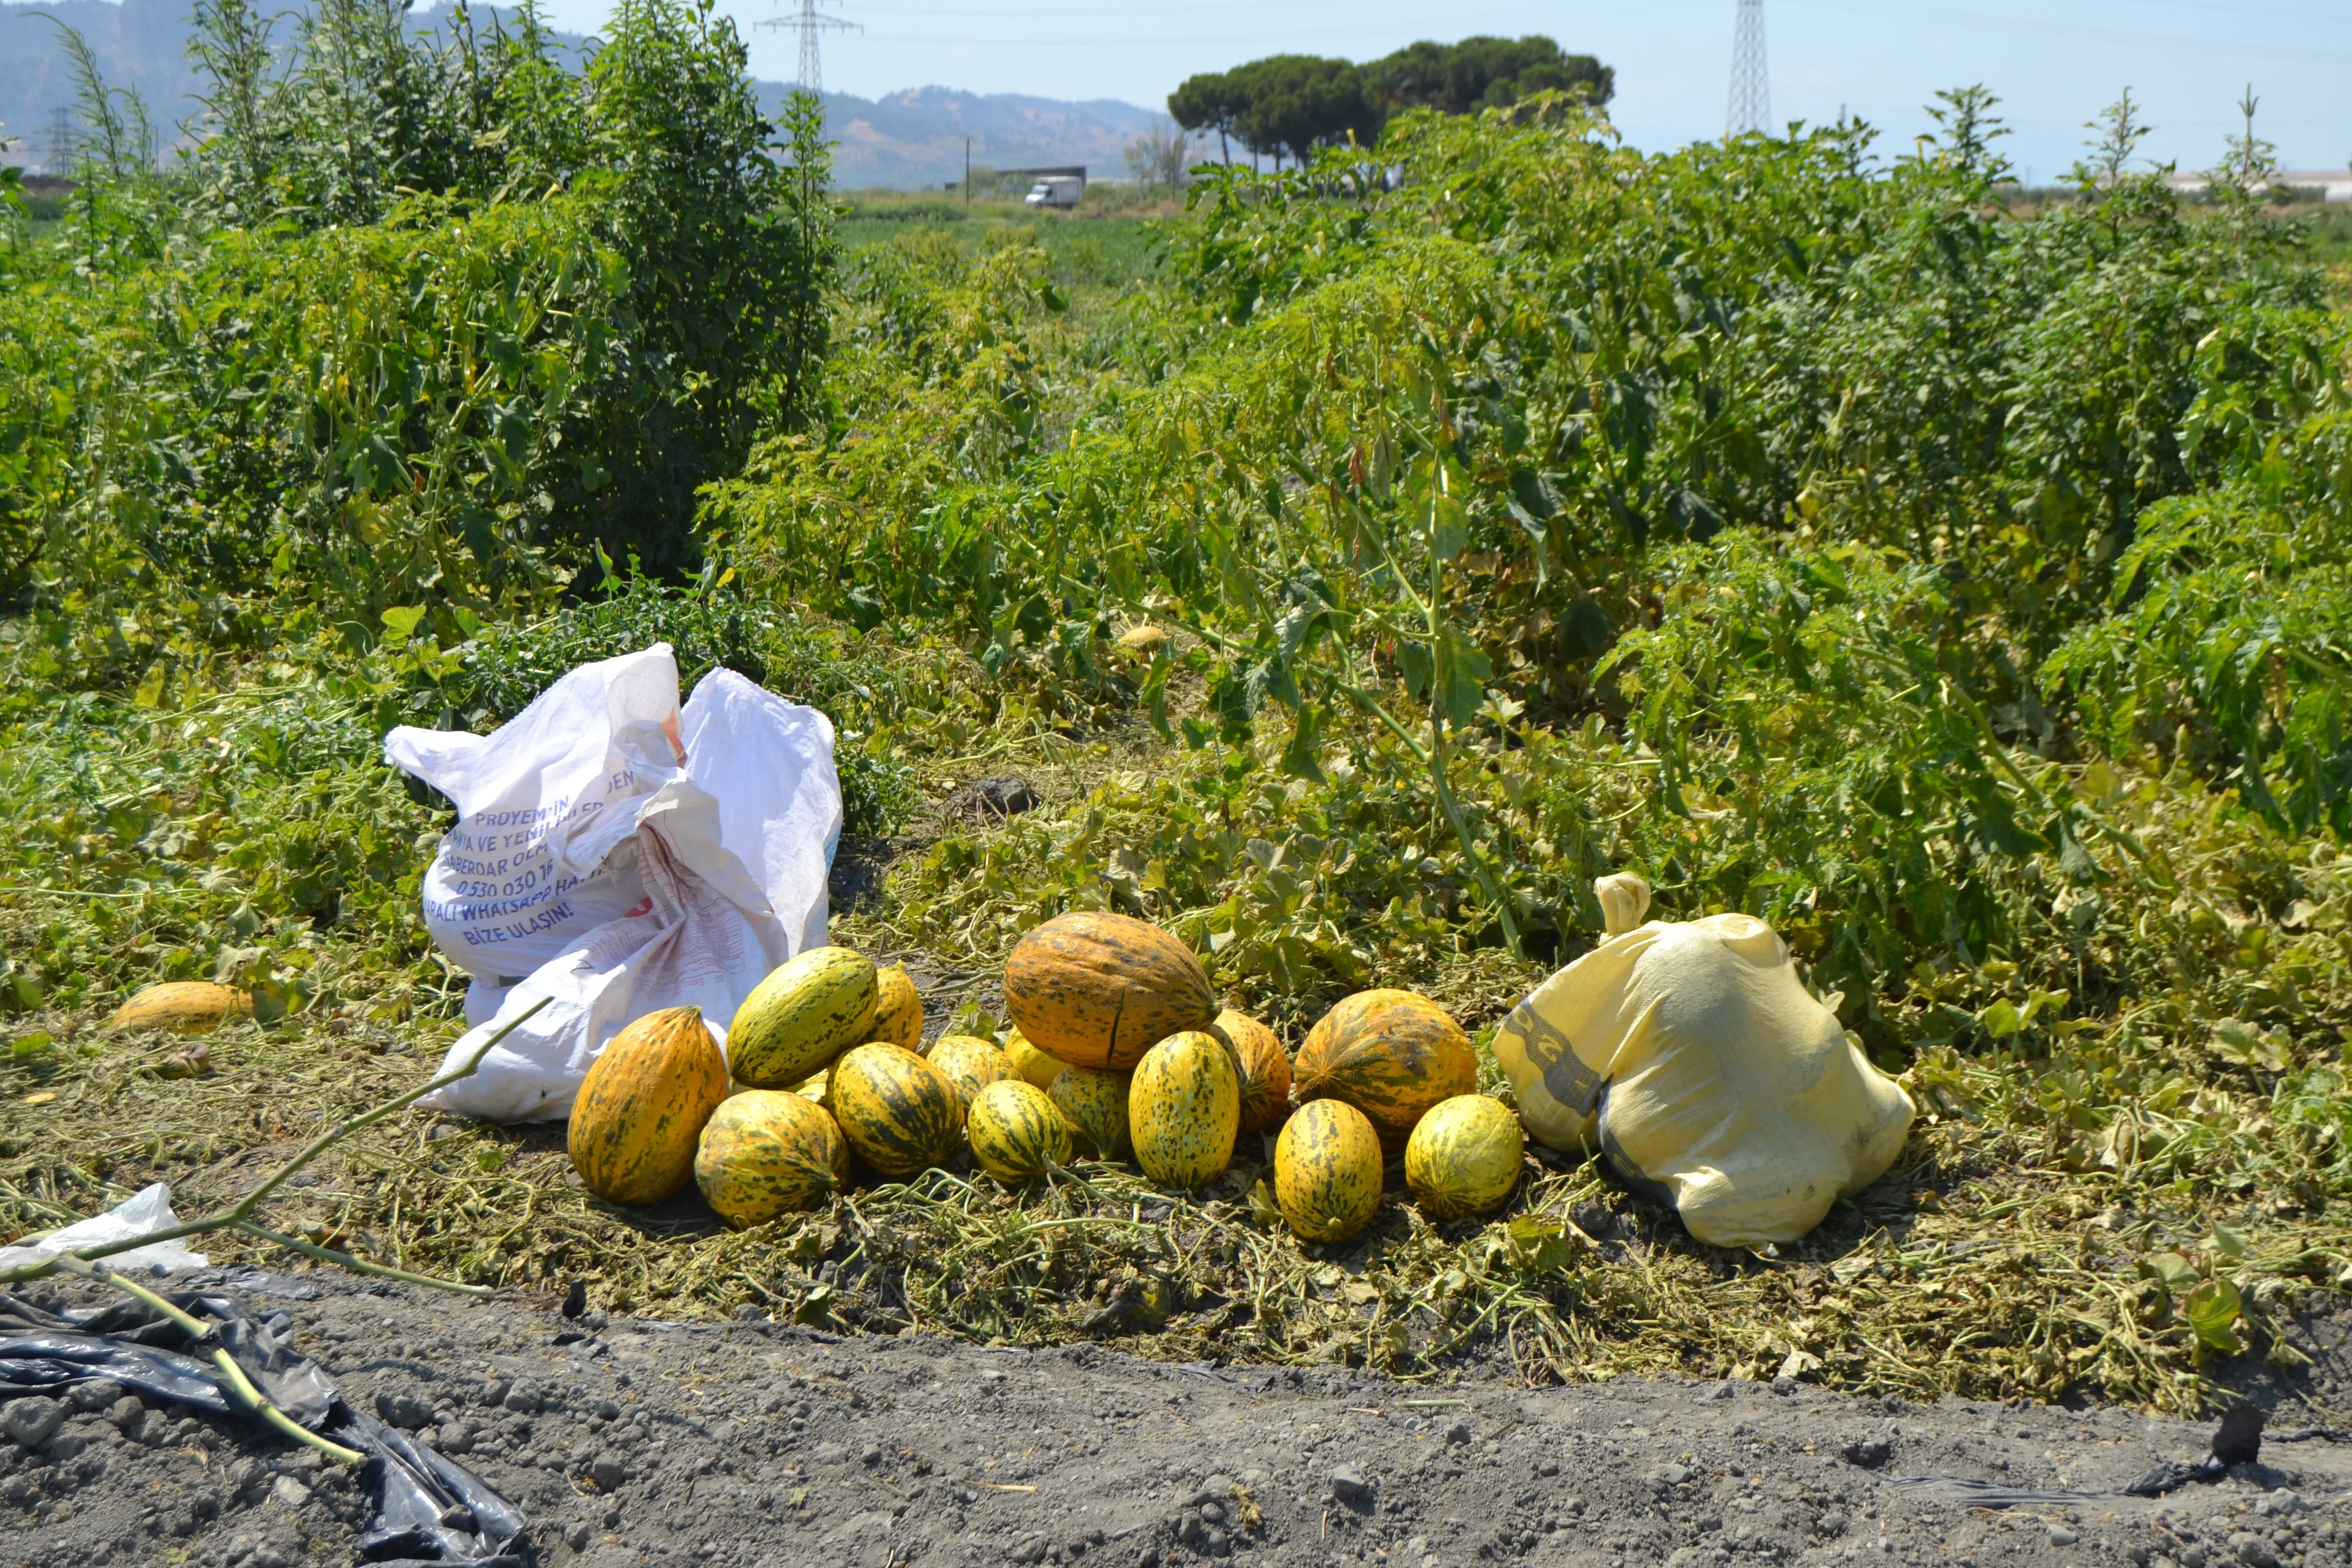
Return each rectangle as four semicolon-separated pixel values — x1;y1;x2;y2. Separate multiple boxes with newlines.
5;1272;2350;1568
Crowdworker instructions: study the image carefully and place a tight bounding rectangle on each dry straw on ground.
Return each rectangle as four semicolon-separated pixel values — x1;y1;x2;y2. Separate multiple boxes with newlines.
5;992;2345;1420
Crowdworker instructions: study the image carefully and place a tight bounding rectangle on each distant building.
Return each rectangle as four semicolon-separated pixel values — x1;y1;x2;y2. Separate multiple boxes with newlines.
2166;169;2352;204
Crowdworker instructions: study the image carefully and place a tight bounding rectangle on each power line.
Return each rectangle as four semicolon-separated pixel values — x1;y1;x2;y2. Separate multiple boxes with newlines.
1727;0;1769;137
843;0;2345;19
1774;0;2352;67
758;0;860;97
856;31;1382;45
832;1;2350;67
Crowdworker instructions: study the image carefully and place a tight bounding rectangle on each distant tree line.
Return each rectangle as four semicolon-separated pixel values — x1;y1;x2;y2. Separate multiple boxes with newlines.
1169;36;1612;167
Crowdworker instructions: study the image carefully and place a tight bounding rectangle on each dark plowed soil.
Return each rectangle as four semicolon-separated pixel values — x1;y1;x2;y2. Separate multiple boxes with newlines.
6;1271;2350;1568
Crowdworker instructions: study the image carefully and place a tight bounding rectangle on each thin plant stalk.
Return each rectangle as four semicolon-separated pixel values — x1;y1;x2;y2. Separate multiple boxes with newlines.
48;1252;369;1467
0;996;550;1291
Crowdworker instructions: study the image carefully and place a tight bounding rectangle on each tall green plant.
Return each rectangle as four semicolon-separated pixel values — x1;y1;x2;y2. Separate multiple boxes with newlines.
3;0;837;641
187;0;284;227
567;0;830;570
40;17;170;271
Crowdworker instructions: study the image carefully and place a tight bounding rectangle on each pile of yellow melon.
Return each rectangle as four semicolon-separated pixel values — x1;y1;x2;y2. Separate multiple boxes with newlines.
565;912;1526;1246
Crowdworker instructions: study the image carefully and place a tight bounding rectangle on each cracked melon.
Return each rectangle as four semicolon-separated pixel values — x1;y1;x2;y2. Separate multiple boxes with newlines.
1003;912;1215;1070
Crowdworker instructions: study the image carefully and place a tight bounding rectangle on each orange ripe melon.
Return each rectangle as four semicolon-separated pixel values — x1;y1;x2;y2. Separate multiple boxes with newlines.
106;982;252;1035
1002;912;1215;1070
1210;1009;1291;1135
1293;989;1476;1150
569;1007;730;1206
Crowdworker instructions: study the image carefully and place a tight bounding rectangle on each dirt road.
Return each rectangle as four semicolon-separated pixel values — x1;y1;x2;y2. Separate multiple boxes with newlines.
5;1271;2349;1568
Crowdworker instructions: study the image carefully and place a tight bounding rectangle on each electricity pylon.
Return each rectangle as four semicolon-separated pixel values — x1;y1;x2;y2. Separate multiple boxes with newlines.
1727;0;1770;138
760;0;858;98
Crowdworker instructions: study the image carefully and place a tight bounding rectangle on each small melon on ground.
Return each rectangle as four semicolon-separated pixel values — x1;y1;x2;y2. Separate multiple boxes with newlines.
694;1090;850;1227
1048;1066;1133;1160
1115;624;1171;659
828;1042;964;1177
867;964;924;1050
1211;1009;1291;1135
1274;1098;1384;1244
1001;1028;1066;1092
925;1034;1013;1109
1129;1029;1239;1189
106;982;252;1035
966;1080;1073;1184
1403;1094;1525;1219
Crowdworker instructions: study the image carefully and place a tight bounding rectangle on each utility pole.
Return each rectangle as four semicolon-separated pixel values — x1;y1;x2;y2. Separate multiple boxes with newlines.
964;136;970;206
1726;0;1770;138
759;0;858;103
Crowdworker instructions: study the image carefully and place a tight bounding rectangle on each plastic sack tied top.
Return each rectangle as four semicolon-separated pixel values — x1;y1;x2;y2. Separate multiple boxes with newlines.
1493;873;1914;1248
384;644;842;1124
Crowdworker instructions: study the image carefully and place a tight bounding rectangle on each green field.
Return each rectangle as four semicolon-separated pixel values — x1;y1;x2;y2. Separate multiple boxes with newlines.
6;11;2352;1415
837;190;1170;292
2306;204;2352;267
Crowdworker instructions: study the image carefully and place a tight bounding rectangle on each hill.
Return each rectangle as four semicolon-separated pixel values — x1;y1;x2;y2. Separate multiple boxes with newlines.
790;85;1165;190
0;0;1162;188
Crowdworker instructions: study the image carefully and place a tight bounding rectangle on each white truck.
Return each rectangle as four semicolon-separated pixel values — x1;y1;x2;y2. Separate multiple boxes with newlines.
1022;175;1084;209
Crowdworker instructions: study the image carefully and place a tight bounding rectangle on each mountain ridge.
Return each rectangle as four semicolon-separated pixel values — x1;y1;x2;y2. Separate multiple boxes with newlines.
0;0;1164;188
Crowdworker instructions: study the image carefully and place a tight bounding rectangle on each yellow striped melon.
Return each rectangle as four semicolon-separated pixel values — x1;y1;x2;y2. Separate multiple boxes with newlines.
1129;1030;1239;1189
694;1090;849;1227
569;1007;730;1206
1294;990;1475;1150
868;964;924;1050
1115;624;1171;659
1404;1094;1524;1219
1048;1066;1133;1160
828;1042;964;1177
1211;1009;1291;1135
966;1080;1073;1184
1003;912;1216;1069
925;1034;1013;1109
1001;1027;1066;1092
728;946;879;1088
106;982;252;1035
1275;1099;1384;1244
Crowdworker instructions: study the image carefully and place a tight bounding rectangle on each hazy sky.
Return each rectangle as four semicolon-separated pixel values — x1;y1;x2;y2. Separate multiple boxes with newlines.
527;0;2351;180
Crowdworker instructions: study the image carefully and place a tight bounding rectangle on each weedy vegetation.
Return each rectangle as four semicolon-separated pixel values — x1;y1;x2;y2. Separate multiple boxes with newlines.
4;25;2351;1416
